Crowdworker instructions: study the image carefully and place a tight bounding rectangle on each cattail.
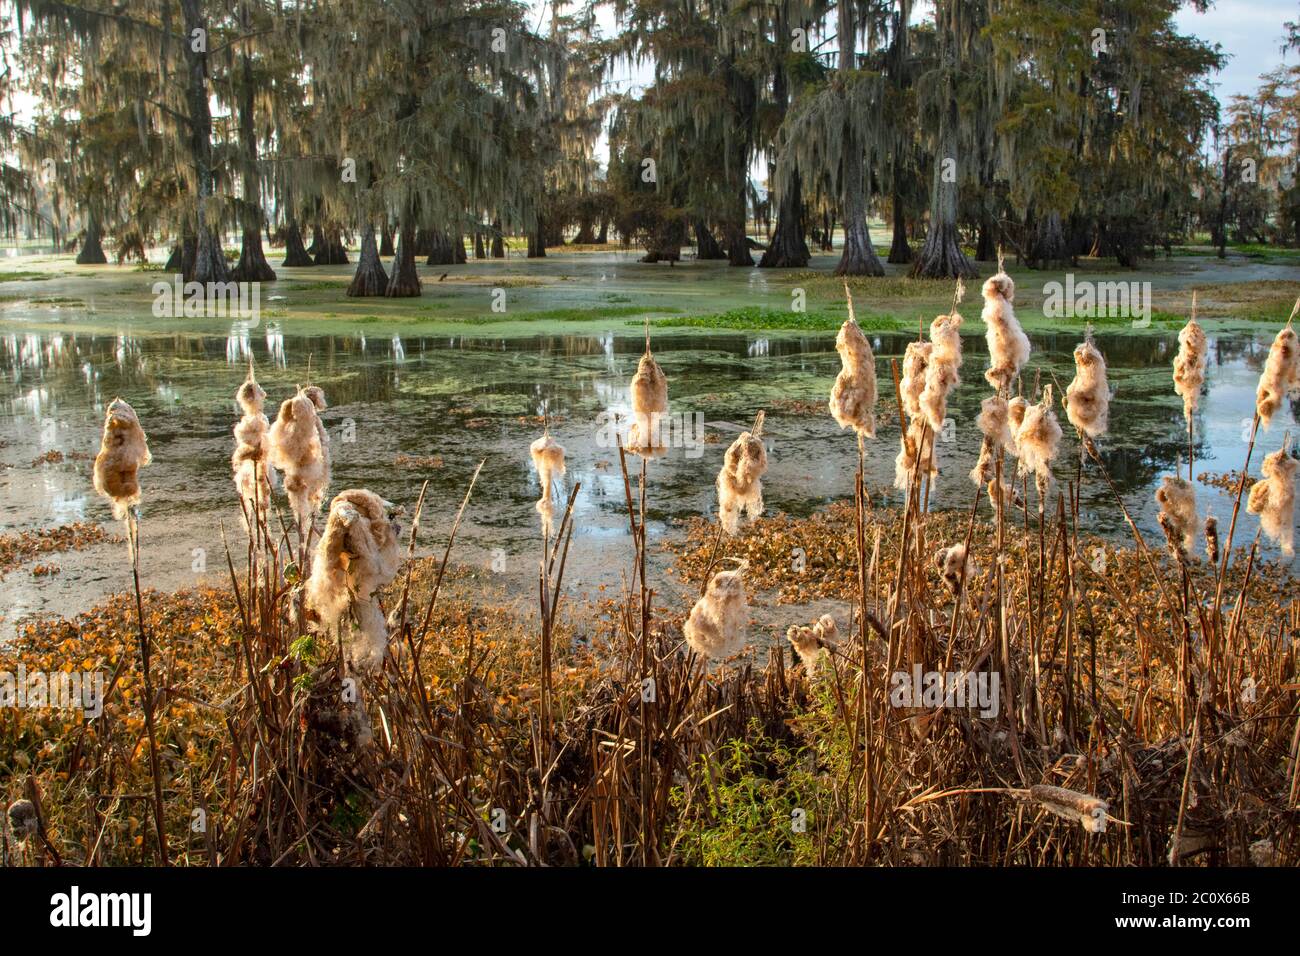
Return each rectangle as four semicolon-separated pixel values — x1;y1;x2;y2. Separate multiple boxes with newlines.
936;542;975;594
269;386;332;531
1204;511;1220;565
1026;785;1110;834
1015;385;1062;506
1173;316;1208;424
970;395;1013;487
895;416;937;491
1255;325;1300;428
1247;446;1296;556
530;433;566;538
828;315;879;438
306;489;404;669
717;412;768;535
1155;475;1197;556
683;560;748;659
627;350;668;453
1065;339;1110;439
785;614;837;674
986;477;1018;511
982;272;1030;392
920;312;963;432
93;398;152;523
898;340;931;422
6;798;38;840
232;365;276;523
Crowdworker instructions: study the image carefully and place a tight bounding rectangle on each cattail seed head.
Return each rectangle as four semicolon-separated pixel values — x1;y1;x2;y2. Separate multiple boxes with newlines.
982;273;1030;392
1204;511;1220;565
895;416;937;491
1014;386;1062;504
7;798;38;839
628;351;668;454
1255;326;1300;428
93;398;152;522
936;542;975;594
1026;785;1109;833
1155;475;1198;556
530;433;566;537
306;489;404;669
785;614;837;675
1247;447;1296;555
232;367;276;521
829;318;879;438
1065;339;1110;439
269;387;332;530
920;312;963;432
717;419;767;536
1173;317;1208;424
684;561;749;659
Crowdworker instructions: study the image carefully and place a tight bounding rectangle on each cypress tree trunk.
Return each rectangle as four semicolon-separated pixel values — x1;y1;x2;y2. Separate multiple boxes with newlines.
308;224;324;258
425;229;456;265
910;74;977;278
527;217;546;258
596;218;608;243
452;231;467;263
974;217;996;262
726;219;754;266
491;218;505;258
385;223;421;297
1030;210;1069;269
347;225;388;297
282;220;313;266
835;142;885;276
76;215;108;264
758;171;811;268
473;229;485;259
180;0;229;285
887;189;913;264
314;225;348;265
694;220;726;259
574;217;597;244
167;233;197;276
379;224;395;257
822;211;835;251
230;51;275;283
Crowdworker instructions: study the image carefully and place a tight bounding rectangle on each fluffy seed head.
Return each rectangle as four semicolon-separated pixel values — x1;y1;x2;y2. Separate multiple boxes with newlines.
684;562;749;659
717;420;768;536
93;398;152;522
829;319;879;437
982;273;1030;391
1247;448;1296;555
1065;339;1110;439
1173;318;1208;424
1255;326;1300;428
269;387;332;530
1155;476;1198;555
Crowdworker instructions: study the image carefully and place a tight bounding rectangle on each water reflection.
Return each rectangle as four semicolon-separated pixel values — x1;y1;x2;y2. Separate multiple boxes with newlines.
0;322;1295;611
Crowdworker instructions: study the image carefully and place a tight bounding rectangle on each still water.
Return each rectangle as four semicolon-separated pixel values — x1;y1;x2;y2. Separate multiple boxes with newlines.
0;322;1295;631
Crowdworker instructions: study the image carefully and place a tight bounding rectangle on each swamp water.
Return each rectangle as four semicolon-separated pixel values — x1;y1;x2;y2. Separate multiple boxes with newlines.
0;322;1295;635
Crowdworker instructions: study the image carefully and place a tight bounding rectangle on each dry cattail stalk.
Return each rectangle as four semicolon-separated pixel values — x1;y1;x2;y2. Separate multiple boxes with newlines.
1155;475;1198;556
627;350;668;454
936;542;975;594
1065;339;1110;439
1015;385;1062;506
683;560;748;659
530;433;566;538
986;477;1018;511
1255;325;1300;428
895;416;937;491
1204;511;1220;565
981;272;1030;392
716;412;768;535
1173;315;1208;424
1025;784;1110;834
785;614;838;674
306;489;404;669
828;312;879;438
93;398;152;523
232;366;276;522
269;386;332;531
920;312;963;432
1246;446;1296;556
